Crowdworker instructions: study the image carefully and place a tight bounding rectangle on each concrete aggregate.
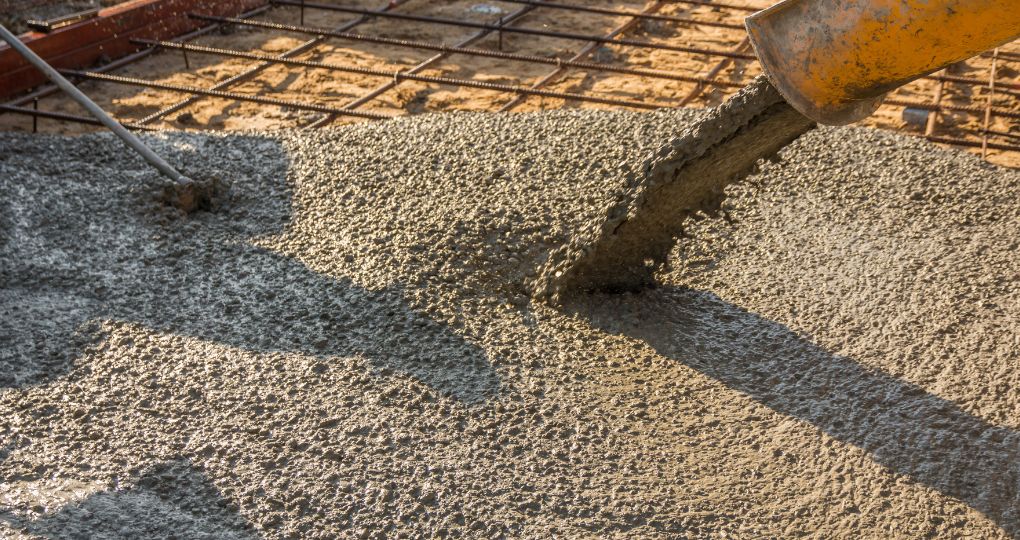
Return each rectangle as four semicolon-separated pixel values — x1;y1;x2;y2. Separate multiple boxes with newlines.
528;76;814;301
1;108;1018;538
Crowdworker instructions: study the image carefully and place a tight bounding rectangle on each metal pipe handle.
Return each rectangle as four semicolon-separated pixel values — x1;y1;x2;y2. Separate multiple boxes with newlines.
0;23;190;185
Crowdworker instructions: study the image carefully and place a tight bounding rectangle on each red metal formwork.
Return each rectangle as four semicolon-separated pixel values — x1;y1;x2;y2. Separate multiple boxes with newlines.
0;0;267;99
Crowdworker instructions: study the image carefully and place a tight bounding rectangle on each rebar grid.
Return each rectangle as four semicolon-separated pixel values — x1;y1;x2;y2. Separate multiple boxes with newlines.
499;0;670;112
190;14;748;88
306;3;539;129
269;0;760;58
981;50;999;158
3;0;1018;160
126;38;661;110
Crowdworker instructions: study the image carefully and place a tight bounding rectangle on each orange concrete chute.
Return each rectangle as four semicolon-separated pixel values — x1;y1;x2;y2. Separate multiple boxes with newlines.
745;0;1020;125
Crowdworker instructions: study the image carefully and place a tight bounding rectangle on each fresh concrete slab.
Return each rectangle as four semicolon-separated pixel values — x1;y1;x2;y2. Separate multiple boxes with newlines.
1;109;1018;538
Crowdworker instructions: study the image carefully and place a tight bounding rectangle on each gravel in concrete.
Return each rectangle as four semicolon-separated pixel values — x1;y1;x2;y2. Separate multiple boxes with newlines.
528;76;814;301
1;109;1018;538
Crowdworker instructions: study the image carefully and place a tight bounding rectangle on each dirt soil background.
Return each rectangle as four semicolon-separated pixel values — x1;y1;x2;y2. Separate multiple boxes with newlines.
0;0;1017;167
2;107;1019;538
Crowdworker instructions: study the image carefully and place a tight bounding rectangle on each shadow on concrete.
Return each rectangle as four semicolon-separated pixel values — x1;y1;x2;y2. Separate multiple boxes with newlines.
0;460;258;539
566;286;1020;535
0;132;498;403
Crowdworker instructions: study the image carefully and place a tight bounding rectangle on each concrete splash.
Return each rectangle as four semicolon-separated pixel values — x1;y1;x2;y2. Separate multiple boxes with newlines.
527;76;815;303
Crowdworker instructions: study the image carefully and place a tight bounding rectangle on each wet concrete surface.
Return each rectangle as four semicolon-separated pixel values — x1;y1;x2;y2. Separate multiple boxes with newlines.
3;460;255;539
1;109;1018;538
528;77;815;301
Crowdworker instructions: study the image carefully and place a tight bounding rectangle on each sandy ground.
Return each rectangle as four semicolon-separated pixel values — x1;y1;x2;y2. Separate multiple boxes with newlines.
2;109;1018;538
0;0;1016;167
